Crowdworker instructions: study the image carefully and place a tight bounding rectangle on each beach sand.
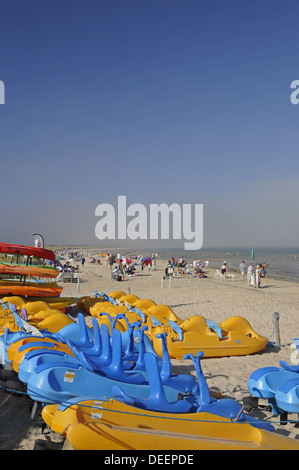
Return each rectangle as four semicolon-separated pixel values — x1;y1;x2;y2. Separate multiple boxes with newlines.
1;253;299;450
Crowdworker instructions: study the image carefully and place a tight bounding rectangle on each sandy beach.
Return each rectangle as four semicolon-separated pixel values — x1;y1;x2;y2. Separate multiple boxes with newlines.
1;252;299;450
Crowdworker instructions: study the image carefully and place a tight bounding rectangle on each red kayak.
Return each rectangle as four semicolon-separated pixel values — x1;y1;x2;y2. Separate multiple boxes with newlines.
0;243;55;261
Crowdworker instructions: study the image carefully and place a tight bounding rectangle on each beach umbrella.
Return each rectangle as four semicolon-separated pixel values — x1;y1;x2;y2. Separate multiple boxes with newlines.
142;257;152;266
118;257;132;264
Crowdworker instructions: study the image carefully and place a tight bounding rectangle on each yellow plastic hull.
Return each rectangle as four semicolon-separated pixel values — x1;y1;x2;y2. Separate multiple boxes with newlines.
42;399;299;451
146;315;267;358
0;296;75;336
8;336;73;372
0;296;74;312
25;297;74;310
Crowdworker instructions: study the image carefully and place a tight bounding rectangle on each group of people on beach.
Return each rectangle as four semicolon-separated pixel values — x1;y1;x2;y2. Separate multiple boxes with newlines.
238;261;268;288
220;260;268;288
245;262;268;288
105;252;157;281
56;261;79;273
112;261;137;281
165;257;209;278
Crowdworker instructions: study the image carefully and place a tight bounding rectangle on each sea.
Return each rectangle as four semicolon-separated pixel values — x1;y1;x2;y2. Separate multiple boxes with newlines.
120;247;299;283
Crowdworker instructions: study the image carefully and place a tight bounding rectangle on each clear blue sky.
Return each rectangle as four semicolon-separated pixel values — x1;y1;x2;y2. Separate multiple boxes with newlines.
0;0;299;248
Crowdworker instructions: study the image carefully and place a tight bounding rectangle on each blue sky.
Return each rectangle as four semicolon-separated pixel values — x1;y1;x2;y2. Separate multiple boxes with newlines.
0;0;299;248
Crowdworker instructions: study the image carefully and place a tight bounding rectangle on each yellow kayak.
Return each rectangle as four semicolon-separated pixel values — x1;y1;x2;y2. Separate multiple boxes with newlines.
0;279;63;297
42;398;299;450
0;263;59;278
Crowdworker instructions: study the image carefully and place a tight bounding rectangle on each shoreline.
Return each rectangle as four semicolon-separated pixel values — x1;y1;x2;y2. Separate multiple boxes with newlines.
48;245;299;284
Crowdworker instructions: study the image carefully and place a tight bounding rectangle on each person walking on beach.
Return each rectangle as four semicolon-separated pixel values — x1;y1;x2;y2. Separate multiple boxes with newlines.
262;263;268;278
247;263;254;286
256;264;263;288
239;261;246;280
108;253;114;270
167;260;174;277
220;262;227;280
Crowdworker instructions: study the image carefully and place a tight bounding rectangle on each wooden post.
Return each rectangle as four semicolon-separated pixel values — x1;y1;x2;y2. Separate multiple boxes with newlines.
273;312;281;346
161;276;164;288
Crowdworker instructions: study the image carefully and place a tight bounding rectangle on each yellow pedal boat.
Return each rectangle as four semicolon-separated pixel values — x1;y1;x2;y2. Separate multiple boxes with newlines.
150;315;268;359
87;293;267;358
0;296;74;312
77;291;126;312
42;397;299;450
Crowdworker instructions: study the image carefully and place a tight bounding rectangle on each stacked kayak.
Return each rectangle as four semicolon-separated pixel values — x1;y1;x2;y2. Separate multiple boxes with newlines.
0;242;61;297
0;263;59;278
81;291;268;358
0;242;56;260
0;280;63;298
247;340;299;417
